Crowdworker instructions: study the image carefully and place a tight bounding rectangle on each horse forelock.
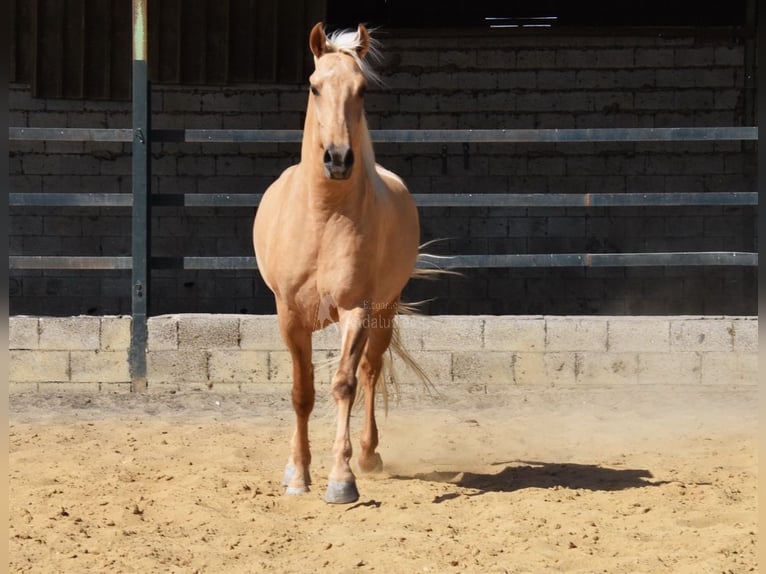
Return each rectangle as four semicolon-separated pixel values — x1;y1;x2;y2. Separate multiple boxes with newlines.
324;28;383;85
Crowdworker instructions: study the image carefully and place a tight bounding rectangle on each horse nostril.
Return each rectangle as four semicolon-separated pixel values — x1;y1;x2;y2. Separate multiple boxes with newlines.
323;145;353;178
343;149;354;169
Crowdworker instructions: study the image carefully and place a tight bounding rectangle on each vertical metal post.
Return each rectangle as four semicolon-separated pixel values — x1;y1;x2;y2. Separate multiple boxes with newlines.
130;0;150;392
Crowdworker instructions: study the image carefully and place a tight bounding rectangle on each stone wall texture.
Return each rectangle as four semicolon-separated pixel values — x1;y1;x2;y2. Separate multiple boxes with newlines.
9;315;757;394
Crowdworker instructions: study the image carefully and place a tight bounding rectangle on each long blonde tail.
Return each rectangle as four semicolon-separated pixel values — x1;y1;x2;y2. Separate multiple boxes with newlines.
364;240;459;412
376;304;436;413
412;238;464;281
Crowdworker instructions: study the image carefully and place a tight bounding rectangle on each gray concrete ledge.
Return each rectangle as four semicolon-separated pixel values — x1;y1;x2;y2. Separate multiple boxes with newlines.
9;314;757;393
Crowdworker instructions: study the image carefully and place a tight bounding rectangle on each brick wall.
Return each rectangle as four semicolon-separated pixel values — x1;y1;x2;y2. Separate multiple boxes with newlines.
9;30;757;316
9;314;758;392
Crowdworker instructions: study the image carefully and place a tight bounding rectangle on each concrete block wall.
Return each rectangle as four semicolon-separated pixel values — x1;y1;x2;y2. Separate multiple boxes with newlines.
9;30;757;316
10;316;131;389
9;315;757;394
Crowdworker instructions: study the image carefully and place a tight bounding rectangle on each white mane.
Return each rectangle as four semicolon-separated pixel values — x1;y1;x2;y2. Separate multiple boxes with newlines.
325;28;383;86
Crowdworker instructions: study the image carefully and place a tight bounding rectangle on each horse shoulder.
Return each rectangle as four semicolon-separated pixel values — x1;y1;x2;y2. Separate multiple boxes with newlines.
256;165;305;231
260;165;299;208
373;164;418;224
254;165;311;287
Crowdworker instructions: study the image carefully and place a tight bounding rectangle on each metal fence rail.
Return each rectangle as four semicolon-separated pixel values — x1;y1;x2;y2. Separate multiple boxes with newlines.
10;256;133;270
417;252;758;269
364;127;759;143
8;128;133;142
10;126;759;143
9;252;758;271
10;191;758;209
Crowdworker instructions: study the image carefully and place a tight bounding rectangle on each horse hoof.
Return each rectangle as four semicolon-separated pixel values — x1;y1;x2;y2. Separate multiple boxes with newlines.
281;464;295;486
282;464;295;486
285;485;310;495
358;453;384;474
282;464;311;487
324;480;360;504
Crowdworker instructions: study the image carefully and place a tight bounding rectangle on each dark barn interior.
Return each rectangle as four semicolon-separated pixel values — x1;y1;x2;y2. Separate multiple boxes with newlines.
9;0;758;316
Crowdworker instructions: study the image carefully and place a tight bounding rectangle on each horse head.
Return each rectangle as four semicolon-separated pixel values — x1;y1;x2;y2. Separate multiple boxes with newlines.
307;23;375;181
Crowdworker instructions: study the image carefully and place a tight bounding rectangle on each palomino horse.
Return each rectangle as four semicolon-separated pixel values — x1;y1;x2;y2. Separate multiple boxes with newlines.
253;23;421;503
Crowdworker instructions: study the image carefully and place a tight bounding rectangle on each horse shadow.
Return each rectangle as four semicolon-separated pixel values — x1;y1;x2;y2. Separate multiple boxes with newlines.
392;460;669;498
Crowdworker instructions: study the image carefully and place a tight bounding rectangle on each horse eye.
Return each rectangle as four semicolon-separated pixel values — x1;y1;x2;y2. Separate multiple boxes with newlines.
310;85;319;96
357;85;366;98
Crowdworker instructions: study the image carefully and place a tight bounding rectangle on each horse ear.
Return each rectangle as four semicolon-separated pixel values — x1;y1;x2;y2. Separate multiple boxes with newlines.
355;24;370;59
309;22;327;58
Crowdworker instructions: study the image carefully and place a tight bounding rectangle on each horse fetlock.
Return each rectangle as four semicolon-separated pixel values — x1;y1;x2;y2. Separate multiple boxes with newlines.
358;452;384;474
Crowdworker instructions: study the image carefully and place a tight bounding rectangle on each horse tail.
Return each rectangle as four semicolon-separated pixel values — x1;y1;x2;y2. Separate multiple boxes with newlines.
411;238;464;281
377;242;463;412
379;303;435;409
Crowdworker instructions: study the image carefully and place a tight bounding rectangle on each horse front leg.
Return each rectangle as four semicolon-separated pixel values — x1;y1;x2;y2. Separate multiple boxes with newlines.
277;304;314;495
325;306;368;504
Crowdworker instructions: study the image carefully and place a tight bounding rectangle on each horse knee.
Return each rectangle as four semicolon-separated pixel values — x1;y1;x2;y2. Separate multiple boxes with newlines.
331;375;357;401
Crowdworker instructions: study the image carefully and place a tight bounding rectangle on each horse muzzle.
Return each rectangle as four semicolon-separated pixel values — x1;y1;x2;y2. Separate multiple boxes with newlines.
323;145;355;180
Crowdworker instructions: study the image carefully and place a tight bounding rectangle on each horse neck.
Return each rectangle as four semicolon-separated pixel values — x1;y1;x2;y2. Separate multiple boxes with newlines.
299;97;321;172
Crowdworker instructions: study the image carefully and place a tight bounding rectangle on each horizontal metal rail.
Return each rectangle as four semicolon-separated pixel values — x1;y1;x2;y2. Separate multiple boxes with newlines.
414;192;758;208
417;252;758;268
10;193;134;207
160;252;757;269
10;192;758;208
370;127;759;143
9;128;133;142
9;252;741;271
10;126;758;143
9;256;132;270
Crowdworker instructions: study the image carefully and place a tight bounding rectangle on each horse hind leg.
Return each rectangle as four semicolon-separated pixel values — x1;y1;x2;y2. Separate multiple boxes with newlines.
357;355;384;474
357;319;394;475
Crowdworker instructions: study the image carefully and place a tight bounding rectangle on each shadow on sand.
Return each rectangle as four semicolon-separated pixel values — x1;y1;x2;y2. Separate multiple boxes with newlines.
392;460;672;498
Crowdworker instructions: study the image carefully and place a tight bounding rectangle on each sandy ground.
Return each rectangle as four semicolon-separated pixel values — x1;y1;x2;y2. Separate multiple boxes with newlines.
9;384;758;574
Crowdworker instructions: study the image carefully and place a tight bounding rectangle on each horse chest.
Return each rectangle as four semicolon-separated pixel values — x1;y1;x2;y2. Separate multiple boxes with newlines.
315;247;375;299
